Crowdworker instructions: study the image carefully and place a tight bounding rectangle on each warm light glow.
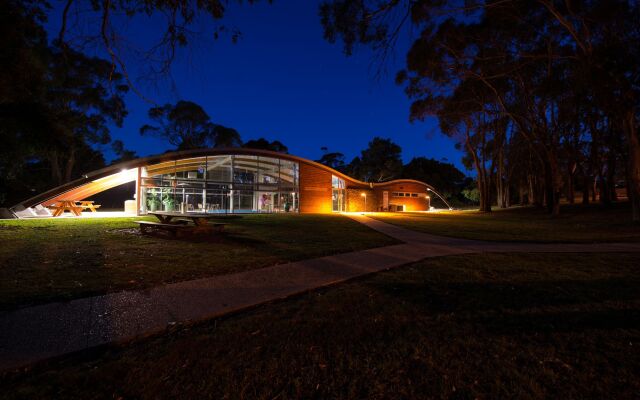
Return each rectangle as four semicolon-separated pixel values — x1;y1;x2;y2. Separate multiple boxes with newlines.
426;195;430;199
360;192;366;197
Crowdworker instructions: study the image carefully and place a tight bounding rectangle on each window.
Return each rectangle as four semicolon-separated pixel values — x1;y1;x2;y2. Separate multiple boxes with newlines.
392;191;422;198
140;155;299;214
332;175;345;212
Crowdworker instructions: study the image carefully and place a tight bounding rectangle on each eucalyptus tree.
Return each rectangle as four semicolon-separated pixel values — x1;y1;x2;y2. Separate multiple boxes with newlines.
358;137;403;182
45;46;128;184
141;101;214;150
54;0;268;101
316;151;347;170
243;138;289;153
320;0;640;220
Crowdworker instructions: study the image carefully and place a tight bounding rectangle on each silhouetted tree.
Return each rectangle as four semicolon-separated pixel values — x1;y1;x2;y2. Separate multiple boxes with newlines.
402;157;465;199
140;101;214;150
212;125;242;148
243;138;289;153
54;0;268;100
320;0;640;220
358;137;402;182
140;100;241;150
110;140;137;164
316;151;346;170
45;46;128;184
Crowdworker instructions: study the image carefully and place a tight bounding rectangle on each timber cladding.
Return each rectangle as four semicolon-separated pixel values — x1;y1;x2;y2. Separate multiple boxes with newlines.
346;188;377;212
299;162;333;213
374;181;430;212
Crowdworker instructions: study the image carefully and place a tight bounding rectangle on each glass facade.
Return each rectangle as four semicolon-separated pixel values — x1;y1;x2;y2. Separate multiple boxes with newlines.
332;175;345;212
139;155;299;214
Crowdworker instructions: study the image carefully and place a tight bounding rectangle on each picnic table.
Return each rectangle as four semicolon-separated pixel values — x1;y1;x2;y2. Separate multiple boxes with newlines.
47;200;83;217
77;200;101;212
137;212;227;237
47;199;101;216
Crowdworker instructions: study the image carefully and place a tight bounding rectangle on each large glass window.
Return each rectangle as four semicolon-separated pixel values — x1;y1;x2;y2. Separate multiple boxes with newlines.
139;154;299;214
332;175;345;212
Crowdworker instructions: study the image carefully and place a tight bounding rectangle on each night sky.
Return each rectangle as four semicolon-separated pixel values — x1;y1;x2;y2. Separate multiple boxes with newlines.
45;0;465;171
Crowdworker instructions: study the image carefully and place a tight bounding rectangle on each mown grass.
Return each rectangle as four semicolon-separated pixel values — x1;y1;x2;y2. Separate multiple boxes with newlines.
373;202;640;243
2;252;638;399
0;214;398;310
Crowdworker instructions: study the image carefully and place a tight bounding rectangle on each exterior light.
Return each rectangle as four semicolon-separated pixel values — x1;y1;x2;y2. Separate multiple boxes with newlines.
361;192;367;212
360;192;366;197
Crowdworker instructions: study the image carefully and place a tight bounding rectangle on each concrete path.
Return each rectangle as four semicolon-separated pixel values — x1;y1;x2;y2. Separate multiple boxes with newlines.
1;215;639;371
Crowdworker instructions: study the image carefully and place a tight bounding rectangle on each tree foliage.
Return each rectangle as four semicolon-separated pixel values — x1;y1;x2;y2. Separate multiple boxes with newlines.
320;0;640;220
1;0;128;205
402;157;465;198
54;0;268;100
140;100;241;150
354;137;403;182
243;138;289;153
316;148;346;170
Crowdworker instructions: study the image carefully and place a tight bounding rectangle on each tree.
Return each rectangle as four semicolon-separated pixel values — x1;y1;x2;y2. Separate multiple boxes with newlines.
316;148;346;170
401;157;465;199
110;140;137;164
0;0;50;205
1;0;128;193
45;46;128;184
212;125;242;148
54;0;268;100
140;101;213;150
320;0;640;220
140;100;241;150
243;138;289;153
358;137;402;182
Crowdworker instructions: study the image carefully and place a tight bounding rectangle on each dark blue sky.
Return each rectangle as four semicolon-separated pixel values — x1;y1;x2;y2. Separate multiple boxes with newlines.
45;0;465;171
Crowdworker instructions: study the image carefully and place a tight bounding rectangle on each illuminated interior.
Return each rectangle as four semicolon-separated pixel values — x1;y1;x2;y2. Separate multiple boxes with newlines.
139;155;299;213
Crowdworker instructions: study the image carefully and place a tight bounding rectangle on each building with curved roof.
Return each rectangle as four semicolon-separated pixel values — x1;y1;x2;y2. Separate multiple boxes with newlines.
11;148;435;216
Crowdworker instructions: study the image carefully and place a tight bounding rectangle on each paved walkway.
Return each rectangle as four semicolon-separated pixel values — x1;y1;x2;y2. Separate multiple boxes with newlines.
1;215;639;371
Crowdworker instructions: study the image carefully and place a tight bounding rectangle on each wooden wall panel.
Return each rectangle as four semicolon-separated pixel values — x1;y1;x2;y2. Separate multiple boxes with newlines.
346;189;377;212
299;163;333;213
373;182;430;212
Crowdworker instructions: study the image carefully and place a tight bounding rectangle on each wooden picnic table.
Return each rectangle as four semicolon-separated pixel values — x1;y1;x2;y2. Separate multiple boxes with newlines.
147;212;221;226
139;212;228;236
47;200;83;217
77;200;101;212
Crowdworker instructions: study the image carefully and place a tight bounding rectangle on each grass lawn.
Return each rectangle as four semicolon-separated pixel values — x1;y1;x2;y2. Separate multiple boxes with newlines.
0;214;398;310
372;202;640;243
2;252;638;399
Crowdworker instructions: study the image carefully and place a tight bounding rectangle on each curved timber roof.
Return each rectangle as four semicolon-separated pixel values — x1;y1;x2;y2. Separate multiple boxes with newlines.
13;148;435;209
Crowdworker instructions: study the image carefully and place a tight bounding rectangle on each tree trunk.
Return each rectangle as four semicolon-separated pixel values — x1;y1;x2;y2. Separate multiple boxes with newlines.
623;109;640;222
582;174;590;204
466;135;492;213
567;163;575;204
545;150;562;216
64;147;76;183
519;181;527;205
50;151;63;185
608;156;618;202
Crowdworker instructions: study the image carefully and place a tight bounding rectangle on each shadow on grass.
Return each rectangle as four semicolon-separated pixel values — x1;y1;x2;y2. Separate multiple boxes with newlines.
110;227;267;245
373;277;640;314
370;268;640;337
479;308;640;334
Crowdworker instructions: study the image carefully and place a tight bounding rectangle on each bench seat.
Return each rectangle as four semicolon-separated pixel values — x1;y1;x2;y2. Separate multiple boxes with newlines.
136;221;194;237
